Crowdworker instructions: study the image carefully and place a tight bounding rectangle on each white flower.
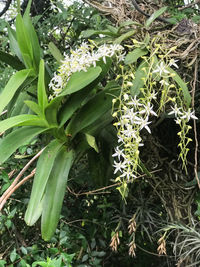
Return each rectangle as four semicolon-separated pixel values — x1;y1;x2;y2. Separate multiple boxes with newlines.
122;108;141;124
180;110;198;122
127;96;143;107
123;93;129;101
112;146;125;160
153;62;170;76
113;160;127;174
168;105;183;117
139;102;157;117
120;168;136;180
149;90;157;100
175;118;181;125
159;79;169;86
121;125;137;138
135;116;152;133
49;42;124;96
117;134;125;144
169;59;179;69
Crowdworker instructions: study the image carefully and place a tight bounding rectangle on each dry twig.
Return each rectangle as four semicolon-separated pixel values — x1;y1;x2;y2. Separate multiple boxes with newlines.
0;148;45;211
192;54;200;189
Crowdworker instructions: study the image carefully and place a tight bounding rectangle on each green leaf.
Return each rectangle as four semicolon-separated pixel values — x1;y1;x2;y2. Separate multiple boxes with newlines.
82;110;113;136
37;59;48;112
0;260;6;267
58;88;93;128
44;97;61;126
0;51;24;70
130;60;149;96
118;20;143;32
145;6;168;28
0;69;31;115
139;160;152;177
0;115;46;133
45;66;102;127
60;67;102;96
85;134;99;152
41;148;75;240
25;139;65;226
9;90;32;118
7;25;23;63
24;100;43;116
10;249;17;263
48;42;64;63
124;48;148;65
167;67;191;107
65;86;120;138
23;0;32;15
81;29;118;38
106;25;118;34
20;246;28;255
58;58;112;127
0;126;46;164
16;14;33;69
23;0;41;71
113;30;136;44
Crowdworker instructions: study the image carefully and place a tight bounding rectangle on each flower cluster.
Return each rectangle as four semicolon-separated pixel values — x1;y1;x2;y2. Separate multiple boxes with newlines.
49;42;124;96
113;94;157;181
168;105;198;170
168;105;198;122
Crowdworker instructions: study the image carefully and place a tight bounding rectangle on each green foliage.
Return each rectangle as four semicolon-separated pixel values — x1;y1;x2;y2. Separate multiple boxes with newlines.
0;1;199;266
0;1;121;242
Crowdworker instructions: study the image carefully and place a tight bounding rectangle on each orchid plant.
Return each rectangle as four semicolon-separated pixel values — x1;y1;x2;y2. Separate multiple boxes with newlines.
0;0;197;242
0;0;123;240
112;37;197;197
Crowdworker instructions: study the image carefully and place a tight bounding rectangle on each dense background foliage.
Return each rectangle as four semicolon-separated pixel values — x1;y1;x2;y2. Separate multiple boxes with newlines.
0;0;200;266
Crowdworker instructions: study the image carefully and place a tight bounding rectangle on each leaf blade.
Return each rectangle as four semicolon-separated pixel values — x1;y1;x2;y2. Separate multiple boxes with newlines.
60;66;102;96
124;48;148;65
0;115;46;133
145;6;168;28
25;139;65;226
0;126;46;164
41;148;75;240
0;69;31;115
37;59;48;112
168;67;191;107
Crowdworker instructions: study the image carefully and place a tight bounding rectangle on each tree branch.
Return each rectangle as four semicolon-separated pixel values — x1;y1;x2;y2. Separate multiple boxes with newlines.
0;0;12;17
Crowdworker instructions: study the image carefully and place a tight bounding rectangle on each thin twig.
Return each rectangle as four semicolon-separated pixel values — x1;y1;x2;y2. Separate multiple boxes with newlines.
178;0;200;10
0;148;45;207
0;169;36;211
192;55;200;189
0;110;7;116
67;169;162;197
136;244;175;258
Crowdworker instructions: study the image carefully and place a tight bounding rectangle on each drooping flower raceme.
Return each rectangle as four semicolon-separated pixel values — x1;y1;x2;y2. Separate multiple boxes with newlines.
112;93;157;181
168;105;198;170
49;42;124;96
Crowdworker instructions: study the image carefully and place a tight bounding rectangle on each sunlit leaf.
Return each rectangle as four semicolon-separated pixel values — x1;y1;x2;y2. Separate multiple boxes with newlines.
145;7;168;28
41;148;75;240
0;126;46;164
25;139;65;226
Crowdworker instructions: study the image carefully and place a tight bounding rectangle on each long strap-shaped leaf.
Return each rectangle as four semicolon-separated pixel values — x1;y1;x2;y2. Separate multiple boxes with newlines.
65;85;120;138
16;14;33;69
0;126;47;164
41;147;75;241
25;139;65;226
167;66;191;108
0;69;31;115
37;59;48;113
0;51;24;70
23;0;41;71
0;114;47;133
